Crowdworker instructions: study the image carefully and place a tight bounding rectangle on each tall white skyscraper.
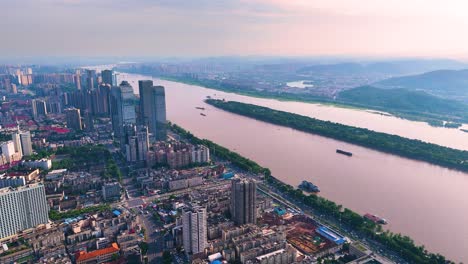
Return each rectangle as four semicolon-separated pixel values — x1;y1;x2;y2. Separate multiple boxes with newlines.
0;183;49;239
182;205;207;255
12;131;23;157
11;129;33;157
19;131;33;156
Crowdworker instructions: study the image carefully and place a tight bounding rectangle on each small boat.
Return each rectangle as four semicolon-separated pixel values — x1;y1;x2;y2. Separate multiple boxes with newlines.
336;149;352;157
364;213;388;224
195;107;205;110
298;180;320;193
200;113;206;117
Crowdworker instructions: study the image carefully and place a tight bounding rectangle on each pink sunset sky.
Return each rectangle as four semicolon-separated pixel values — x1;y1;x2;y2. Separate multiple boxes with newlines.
1;0;468;58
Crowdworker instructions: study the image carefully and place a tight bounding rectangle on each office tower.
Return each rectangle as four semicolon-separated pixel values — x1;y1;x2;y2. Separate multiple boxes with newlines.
11;84;17;94
101;69;113;85
1;141;17;163
0;183;49;240
138;80;167;142
27;68;33;75
32;99;48;118
74;74;82;90
85;69;96;90
110;81;136;139
19;131;33;156
138;80;153;125
65;107;83;131
182;205;207;255
231;178;257;225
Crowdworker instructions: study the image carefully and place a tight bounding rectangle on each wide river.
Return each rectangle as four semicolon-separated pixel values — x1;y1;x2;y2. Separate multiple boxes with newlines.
89;66;468;261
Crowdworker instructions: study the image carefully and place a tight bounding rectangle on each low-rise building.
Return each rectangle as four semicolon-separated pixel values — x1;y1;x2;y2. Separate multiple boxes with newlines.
0;175;26;188
75;243;120;264
22;158;52;170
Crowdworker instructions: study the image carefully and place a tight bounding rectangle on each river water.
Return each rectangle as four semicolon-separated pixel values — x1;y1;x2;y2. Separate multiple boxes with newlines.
88;67;468;261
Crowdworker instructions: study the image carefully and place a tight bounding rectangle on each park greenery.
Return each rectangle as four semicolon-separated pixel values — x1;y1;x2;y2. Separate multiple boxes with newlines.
0;132;11;142
49;204;110;220
170;123;451;264
206;99;468;173
52;144;122;180
162;251;172;264
338;86;468;124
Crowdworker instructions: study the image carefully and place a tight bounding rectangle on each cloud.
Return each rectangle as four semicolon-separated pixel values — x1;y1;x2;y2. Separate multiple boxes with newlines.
1;0;468;58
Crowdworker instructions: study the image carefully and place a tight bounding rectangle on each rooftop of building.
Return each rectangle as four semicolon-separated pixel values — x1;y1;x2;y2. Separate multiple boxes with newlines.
75;243;119;262
0;182;43;194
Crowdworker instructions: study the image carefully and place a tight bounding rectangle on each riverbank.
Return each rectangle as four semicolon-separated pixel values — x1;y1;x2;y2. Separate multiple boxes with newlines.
206;99;468;173
154;73;466;126
170;123;450;264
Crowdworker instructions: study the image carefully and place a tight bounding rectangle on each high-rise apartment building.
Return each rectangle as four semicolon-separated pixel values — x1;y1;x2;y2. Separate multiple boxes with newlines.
32;99;48;118
231;178;257;225
101;69;113;86
102;182;121;201
1;141;17;163
138;80;167;142
11;84;17;94
65;107;82;131
96;84;111;115
85;69;96;90
74;73;82;90
182;205;207;255
0;183;49;240
123;124;149;162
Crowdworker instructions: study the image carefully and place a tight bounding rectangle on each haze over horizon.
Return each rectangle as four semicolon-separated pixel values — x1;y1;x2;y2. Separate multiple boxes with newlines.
2;0;468;60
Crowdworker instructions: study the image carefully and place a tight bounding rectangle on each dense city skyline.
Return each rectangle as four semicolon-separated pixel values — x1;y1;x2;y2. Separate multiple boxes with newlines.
2;0;468;59
0;2;467;263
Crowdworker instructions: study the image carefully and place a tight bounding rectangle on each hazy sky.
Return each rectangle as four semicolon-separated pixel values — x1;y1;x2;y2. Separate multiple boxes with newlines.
2;0;468;58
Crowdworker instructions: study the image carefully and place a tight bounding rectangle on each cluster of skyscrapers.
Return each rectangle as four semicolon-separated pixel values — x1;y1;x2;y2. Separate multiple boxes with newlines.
62;70;167;157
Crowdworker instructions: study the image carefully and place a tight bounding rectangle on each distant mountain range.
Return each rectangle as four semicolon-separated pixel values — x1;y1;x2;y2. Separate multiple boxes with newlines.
374;69;468;102
297;59;468;77
338;86;468;123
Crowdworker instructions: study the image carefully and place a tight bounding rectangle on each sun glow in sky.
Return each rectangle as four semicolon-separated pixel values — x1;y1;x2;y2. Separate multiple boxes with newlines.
2;0;468;58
